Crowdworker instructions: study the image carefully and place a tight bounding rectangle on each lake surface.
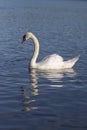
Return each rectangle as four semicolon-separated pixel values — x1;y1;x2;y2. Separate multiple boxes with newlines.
0;0;87;129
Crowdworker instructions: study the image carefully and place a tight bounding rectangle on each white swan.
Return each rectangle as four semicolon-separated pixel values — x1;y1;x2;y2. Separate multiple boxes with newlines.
22;32;79;70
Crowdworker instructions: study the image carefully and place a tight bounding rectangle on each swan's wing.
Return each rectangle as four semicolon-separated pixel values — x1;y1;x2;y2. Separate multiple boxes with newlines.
45;54;63;60
37;54;64;69
40;54;63;63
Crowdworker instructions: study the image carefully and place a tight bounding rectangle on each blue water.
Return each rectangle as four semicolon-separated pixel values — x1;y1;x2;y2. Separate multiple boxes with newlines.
0;0;87;129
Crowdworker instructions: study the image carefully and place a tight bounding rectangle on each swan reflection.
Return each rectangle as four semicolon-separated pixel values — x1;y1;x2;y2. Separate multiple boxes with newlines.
30;68;76;82
30;68;77;88
21;68;76;111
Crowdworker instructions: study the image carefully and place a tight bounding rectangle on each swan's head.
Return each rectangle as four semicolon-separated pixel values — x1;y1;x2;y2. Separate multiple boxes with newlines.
22;32;33;43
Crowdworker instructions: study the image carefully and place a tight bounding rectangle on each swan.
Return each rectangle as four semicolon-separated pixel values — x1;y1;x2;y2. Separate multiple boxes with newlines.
21;32;79;70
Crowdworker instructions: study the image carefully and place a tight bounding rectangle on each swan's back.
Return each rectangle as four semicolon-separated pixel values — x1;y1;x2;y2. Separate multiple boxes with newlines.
36;54;79;70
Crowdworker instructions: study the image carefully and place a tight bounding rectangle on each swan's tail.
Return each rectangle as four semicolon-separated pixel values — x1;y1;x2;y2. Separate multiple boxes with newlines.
64;55;80;68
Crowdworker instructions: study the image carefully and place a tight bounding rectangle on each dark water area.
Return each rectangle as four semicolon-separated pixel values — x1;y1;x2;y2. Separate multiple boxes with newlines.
0;0;87;129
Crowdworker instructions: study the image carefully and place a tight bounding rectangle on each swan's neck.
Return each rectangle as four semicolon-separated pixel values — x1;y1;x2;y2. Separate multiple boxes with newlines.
30;34;39;68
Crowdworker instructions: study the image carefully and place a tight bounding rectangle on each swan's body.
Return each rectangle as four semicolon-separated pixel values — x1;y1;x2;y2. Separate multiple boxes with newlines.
22;32;79;70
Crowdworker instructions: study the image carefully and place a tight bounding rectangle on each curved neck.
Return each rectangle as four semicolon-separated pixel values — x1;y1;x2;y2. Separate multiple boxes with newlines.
30;34;39;67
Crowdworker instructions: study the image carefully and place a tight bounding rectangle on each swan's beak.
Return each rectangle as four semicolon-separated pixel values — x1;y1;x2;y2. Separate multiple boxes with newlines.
21;35;26;43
